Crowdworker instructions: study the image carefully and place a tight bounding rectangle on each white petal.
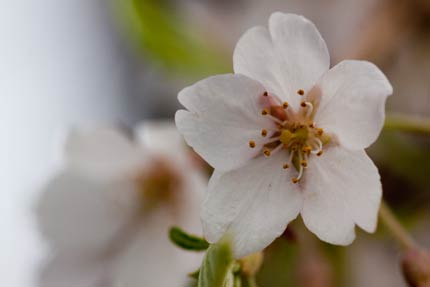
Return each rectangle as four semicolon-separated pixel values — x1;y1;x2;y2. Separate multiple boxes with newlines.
114;171;205;287
176;74;276;172
64;127;145;179
38;254;104;287
202;154;303;258
36;170;138;253
314;60;393;150
135;120;183;155
301;147;382;245
234;13;329;110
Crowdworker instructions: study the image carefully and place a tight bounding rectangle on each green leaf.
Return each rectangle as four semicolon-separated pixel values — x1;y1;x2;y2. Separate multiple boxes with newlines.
198;239;234;287
112;0;230;78
169;226;209;251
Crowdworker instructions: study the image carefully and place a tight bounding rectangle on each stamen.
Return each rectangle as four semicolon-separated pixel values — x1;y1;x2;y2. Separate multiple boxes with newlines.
300;101;307;108
300;160;307;167
249;140;256;148
263;91;268;97
282;102;289;109
261;129;268;137
304;102;314;117
302;146;312;154
297;89;305;96
317;150;323;156
292;160;304;184
261;108;269;115
270;143;283;155
292;166;304;184
309;122;315;128
288;149;295;164
263;148;271;157
265;114;284;125
310;138;323;154
317;128;324;136
283;163;289;169
262;136;281;145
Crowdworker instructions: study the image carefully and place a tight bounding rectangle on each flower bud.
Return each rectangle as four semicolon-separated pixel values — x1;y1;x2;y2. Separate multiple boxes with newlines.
401;248;430;287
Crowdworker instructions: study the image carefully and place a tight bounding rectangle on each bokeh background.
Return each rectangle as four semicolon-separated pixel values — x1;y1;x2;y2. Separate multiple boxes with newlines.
1;0;429;286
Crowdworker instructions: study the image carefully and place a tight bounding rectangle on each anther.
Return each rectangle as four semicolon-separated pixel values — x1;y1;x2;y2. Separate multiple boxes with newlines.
249;141;256;148
317;128;324;136
282;102;289;109
297;89;305;96
261;129;268;137
263;148;271;157
263;91;268;97
283;164;289;169
300;101;314;117
261;108;269;115
309;123;315;128
302;146;312;154
292;178;300;184
317;150;323;156
300;160;308;168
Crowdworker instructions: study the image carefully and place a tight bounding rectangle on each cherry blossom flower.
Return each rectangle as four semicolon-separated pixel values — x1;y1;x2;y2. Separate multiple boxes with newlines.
36;121;206;287
175;12;393;258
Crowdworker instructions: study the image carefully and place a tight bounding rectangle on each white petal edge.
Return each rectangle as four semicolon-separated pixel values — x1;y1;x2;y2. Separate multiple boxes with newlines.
202;154;303;258
301;146;382;245
176;74;276;172
234;13;330;110
314;60;393;150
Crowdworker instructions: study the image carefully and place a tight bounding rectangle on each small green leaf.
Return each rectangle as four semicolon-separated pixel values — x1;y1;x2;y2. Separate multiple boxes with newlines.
198;238;234;287
169;226;209;251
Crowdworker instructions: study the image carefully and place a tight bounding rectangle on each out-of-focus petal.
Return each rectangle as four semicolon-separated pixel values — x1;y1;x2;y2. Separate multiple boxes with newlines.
64;127;145;179
36;171;138;253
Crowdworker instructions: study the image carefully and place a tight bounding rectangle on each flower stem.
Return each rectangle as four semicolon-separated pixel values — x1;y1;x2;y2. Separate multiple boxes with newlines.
384;114;430;134
379;200;417;250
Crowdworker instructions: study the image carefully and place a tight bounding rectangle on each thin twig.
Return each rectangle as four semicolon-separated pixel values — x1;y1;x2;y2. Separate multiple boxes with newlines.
379;200;417;250
384;114;430;134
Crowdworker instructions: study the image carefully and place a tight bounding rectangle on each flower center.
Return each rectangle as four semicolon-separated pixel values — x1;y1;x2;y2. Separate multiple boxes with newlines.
248;90;330;183
134;158;183;210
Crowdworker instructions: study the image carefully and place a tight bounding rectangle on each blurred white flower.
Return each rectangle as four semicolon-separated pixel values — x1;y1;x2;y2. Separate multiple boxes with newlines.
175;12;393;258
36;121;206;287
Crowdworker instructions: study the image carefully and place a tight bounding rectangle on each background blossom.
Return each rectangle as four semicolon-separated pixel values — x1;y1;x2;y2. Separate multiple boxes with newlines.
36;122;206;287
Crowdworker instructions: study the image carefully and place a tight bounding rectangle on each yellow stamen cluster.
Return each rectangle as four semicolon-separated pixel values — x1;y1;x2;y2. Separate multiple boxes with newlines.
248;89;329;184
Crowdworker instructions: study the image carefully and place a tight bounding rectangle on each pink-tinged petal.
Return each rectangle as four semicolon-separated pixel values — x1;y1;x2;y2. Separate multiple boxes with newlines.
202;154;303;258
301;147;382;245
314;60;393;150
176;74;276;172
64;127;145;179
234;13;329;110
